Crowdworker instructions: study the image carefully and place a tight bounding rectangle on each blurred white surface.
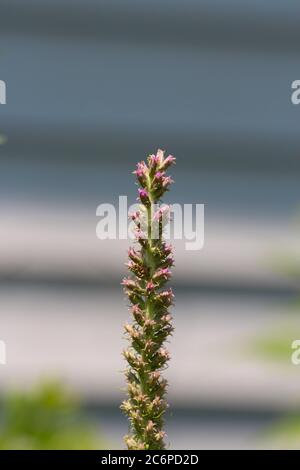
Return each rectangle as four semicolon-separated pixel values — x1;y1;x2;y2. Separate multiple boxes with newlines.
1;287;300;410
1;197;299;290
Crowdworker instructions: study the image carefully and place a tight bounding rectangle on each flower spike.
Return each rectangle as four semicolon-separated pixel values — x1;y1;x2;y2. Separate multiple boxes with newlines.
121;149;176;450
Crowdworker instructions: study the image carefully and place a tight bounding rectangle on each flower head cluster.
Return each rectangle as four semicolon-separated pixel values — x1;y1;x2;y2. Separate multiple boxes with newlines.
121;149;176;450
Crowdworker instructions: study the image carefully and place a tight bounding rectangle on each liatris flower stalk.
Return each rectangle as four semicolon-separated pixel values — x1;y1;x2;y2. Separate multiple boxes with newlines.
121;149;176;450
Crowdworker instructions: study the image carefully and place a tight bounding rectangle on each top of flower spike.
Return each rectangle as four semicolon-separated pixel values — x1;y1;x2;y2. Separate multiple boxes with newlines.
133;150;175;177
133;149;176;204
148;149;176;172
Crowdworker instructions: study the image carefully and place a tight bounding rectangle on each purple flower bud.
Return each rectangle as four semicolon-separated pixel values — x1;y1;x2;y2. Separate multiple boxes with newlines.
136;169;143;177
133;161;148;185
133;161;147;176
164;255;174;267
153;171;164;182
138;188;150;205
138;188;148;197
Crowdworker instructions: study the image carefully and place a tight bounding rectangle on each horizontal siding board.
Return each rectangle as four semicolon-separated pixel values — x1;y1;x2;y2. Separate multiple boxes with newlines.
0;1;299;53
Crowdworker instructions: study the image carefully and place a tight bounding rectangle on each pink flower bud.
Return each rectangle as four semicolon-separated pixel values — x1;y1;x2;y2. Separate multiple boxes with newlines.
154;268;172;281
125;260;135;270
129;211;140;221
121;278;137;290
128;247;142;264
163;243;173;255
161;176;174;188
148;154;161;168
153;205;170;222
131;304;142;314
153;171;164;182
146;281;155;292
145;420;155;433
159;154;176;171
134;229;147;245
156;288;174;306
133;161;147;184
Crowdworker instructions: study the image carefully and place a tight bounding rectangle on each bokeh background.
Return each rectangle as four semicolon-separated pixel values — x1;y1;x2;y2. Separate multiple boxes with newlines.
1;0;300;449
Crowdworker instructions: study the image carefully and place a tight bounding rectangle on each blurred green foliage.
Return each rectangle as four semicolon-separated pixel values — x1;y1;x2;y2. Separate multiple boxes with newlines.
0;381;106;450
251;215;300;362
250;327;298;362
264;415;300;449
272;255;300;282
269;210;300;283
254;217;300;448
0;134;7;145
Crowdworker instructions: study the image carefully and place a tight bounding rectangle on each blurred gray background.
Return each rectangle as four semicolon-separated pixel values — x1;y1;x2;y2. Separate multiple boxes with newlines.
1;0;300;449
